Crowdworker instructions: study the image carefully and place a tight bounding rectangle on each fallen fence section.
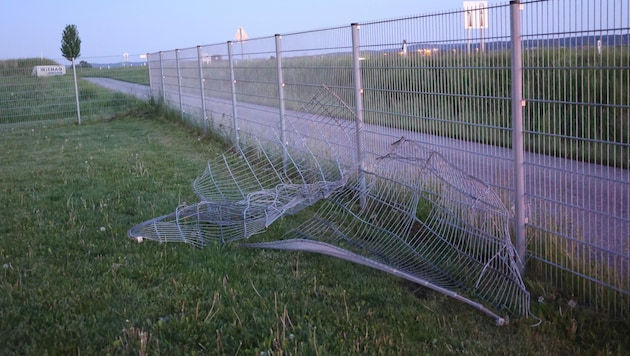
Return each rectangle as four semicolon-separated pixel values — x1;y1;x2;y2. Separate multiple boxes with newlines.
129;86;530;323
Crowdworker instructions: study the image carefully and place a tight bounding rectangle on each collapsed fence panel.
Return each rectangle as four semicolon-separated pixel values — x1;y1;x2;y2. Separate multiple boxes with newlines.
129;85;530;323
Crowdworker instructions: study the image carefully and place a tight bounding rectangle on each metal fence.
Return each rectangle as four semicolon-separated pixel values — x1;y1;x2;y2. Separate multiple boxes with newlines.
147;0;629;316
0;55;148;127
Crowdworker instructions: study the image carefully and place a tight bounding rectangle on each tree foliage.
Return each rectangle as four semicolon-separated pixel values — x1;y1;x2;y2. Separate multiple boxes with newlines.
60;24;81;61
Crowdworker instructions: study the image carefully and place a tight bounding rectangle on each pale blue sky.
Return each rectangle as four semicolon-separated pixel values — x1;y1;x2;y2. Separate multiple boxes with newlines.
0;0;479;60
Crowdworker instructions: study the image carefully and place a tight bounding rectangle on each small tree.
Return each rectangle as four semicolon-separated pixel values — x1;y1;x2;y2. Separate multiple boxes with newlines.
61;25;81;60
61;24;82;124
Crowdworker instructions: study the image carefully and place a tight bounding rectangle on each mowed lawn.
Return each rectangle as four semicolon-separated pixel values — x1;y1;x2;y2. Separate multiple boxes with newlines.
0;115;628;354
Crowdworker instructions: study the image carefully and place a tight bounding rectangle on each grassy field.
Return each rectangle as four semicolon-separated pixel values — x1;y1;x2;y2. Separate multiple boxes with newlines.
0;106;628;354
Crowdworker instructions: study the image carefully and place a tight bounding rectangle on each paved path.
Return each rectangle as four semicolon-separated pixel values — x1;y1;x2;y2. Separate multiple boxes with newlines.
84;77;151;100
87;77;629;275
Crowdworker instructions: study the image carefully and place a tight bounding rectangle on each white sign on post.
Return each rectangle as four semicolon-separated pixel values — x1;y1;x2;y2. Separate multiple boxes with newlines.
463;1;488;29
31;65;66;77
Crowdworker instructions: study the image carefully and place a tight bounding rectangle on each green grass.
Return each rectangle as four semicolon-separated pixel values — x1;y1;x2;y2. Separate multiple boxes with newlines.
0;109;628;354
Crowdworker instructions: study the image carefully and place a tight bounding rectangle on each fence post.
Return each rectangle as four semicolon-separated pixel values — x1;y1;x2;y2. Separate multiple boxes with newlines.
146;53;151;97
159;51;165;102
351;23;366;208
227;41;240;147
71;57;81;125
510;0;526;272
175;49;184;119
275;34;288;170
197;46;208;134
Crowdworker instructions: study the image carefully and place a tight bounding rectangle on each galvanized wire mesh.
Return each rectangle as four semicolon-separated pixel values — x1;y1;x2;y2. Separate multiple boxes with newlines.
519;0;630;314
128;85;356;245
0;55;148;127
245;137;529;322
129;85;528;322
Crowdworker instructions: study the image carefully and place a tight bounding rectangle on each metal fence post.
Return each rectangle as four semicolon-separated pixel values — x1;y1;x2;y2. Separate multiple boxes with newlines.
275;34;288;171
145;53;151;96
227;41;240;147
175;49;184;118
197;46;208;134
510;0;526;272
159;51;165;102
71;57;81;125
351;23;366;208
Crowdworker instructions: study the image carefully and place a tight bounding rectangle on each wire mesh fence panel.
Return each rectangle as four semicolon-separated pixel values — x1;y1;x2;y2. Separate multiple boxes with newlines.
158;50;180;113
358;4;515;204
128;85;357;247
148;52;163;99
175;47;206;128
0;56;146;127
197;43;233;138
0;59;77;126
230;36;282;147
77;54;150;86
245;137;530;323
280;27;356;116
520;0;629;314
77;55;150;113
275;27;360;173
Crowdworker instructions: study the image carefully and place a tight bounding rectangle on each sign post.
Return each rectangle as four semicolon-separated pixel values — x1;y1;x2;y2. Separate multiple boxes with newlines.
233;26;249;61
463;2;488;53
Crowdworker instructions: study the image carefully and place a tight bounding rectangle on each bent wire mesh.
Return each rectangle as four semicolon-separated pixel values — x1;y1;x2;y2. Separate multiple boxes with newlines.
128;85;530;323
128;85;357;245
243;138;530;323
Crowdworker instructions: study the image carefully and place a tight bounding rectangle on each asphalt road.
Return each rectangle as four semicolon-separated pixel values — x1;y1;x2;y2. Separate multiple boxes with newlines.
84;77;151;101
85;77;629;273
